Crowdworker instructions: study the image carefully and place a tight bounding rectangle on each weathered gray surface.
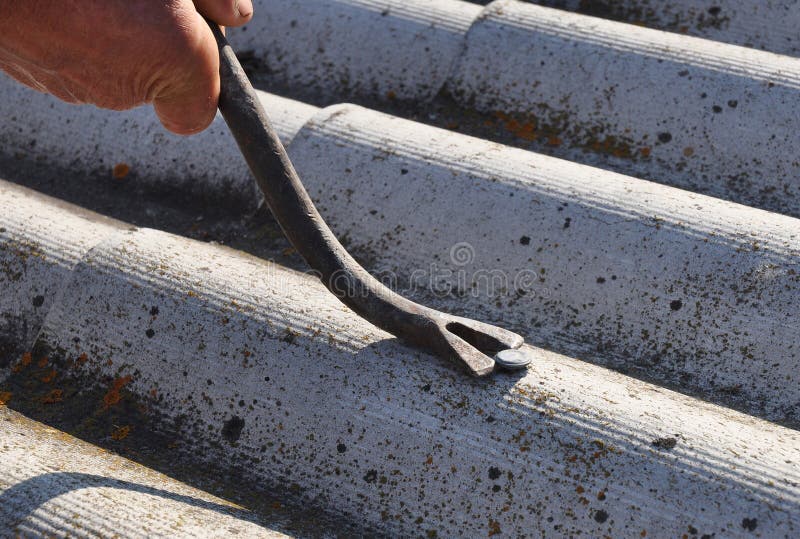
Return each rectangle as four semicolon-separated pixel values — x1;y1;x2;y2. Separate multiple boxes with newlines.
505;0;800;57
0;77;315;205
0;406;291;538
222;0;800;217
292;104;800;425
0;182;799;537
2;86;800;423
229;0;481;101
0;184;125;369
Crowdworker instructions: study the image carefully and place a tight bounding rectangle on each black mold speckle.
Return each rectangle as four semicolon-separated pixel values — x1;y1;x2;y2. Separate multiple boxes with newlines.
670;300;683;311
145;329;155;339
594;509;608;523
337;443;347;453
488;467;502;480
657;132;672;143
652;437;678;450
364;470;378;483
400;169;409;175
596;277;606;284
563;218;571;229
742;518;757;532
222;416;245;443
708;6;721;16
492;485;501;492
32;295;45;308
712;105;723;113
727;100;738;109
150;306;159;316
520;236;531;246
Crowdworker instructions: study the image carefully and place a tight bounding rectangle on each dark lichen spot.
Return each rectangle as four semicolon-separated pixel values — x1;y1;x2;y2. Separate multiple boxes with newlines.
652;437;678;450
281;330;296;344
400;169;409;175
32;295;45;308
670;300;683;311
486;415;496;423
596;277;606;284
421;384;431;392
488;467;502;480
563;218;571;229
364;470;378;483
688;525;698;535
238;399;245;407
657;132;672;143
222;416;245;443
708;6;721;16
145;329;155;339
712;105;723;113
727;100;738;109
492;485;501;492
520;236;531;246
337;443;347;453
594;509;608;523
742;518;757;532
150;306;159;316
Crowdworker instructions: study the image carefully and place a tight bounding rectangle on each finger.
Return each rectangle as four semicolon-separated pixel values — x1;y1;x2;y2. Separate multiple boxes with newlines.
152;12;220;135
193;0;253;27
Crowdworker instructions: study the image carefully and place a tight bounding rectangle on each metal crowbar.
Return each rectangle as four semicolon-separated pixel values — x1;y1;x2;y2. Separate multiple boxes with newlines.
208;23;527;376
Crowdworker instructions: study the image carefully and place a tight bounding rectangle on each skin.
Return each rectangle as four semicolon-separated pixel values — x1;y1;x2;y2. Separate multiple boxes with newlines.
0;1;253;135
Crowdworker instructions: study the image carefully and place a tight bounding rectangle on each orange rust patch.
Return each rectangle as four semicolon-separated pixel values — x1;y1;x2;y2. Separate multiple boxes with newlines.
683;147;695;157
0;391;12;405
40;369;57;384
77;353;89;365
385;90;397;100
639;147;651;158
103;375;133;408
36;357;49;368
42;389;63;404
576;485;585;494
112;163;130;179
111;425;131;441
546;135;562;147
488;518;501;537
12;352;32;373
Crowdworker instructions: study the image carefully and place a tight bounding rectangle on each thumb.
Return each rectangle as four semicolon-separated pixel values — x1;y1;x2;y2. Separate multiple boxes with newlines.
152;12;220;135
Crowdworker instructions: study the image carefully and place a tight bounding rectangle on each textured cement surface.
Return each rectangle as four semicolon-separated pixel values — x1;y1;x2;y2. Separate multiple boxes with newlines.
0;182;799;537
219;0;800;218
468;0;800;57
2;86;799;425
0;406;291;538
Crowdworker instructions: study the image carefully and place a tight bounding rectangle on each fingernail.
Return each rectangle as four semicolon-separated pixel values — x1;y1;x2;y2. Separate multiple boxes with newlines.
236;0;253;18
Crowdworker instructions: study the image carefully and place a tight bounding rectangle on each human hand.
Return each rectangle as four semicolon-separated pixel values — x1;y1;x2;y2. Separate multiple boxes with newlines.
0;1;253;135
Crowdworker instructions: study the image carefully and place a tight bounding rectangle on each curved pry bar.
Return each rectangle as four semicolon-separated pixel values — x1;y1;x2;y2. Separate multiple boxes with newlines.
207;23;524;376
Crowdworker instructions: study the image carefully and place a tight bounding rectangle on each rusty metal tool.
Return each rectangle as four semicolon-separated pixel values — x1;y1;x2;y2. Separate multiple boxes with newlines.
208;23;524;376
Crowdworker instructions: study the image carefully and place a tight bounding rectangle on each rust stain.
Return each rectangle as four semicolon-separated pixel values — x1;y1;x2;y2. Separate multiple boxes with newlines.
40;369;57;384
42;389;63;404
12;352;32;373
0;391;12;405
103;375;133;408
111;425;131;441
112;163;131;179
